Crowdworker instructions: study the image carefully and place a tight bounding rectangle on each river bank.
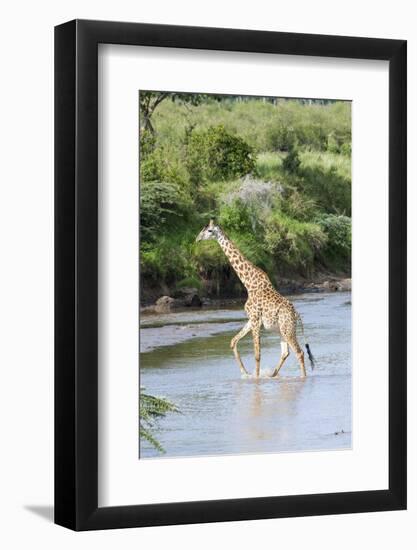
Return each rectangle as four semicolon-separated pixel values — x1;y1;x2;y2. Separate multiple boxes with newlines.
140;274;351;314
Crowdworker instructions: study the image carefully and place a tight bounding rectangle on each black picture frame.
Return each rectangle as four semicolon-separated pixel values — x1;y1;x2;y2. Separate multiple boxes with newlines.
55;19;407;531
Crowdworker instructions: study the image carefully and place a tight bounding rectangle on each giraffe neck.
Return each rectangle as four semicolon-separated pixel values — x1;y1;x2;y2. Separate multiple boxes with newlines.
216;230;269;291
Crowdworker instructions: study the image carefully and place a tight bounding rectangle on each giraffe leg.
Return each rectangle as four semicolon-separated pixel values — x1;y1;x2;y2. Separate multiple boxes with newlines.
251;322;261;378
288;338;306;378
271;341;290;377
278;307;306;378
230;321;251;375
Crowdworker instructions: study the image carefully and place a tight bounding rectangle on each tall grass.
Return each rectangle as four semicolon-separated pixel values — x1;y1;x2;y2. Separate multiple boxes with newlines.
301;150;351;180
152;98;351;154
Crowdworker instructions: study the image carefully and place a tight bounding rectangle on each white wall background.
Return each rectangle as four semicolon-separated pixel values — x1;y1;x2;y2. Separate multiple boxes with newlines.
0;1;414;548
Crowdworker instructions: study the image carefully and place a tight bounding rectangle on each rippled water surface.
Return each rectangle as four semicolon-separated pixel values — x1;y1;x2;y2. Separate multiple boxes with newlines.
140;292;351;458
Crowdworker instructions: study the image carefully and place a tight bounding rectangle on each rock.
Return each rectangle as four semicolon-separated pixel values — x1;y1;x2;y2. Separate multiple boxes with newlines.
339;278;352;291
154;292;202;312
154;295;176;313
323;280;337;291
323;278;351;292
140;305;156;314
184;293;202;308
172;287;202;308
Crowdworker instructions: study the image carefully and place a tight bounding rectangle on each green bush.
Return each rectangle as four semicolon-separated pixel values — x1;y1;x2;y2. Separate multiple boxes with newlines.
186;125;256;185
176;276;203;290
280;188;318;221
340;142;352;156
255;152;283;181
297;153;351;215
191;240;230;296
219;199;255;234
266;125;296;151
141;236;195;286
282;146;301;174
139;128;156;156
264;212;327;275
141;148;165;182
140;180;192;240
327;132;351;156
316;214;351;269
192;240;228;271
141;146;189;187
327;133;340;154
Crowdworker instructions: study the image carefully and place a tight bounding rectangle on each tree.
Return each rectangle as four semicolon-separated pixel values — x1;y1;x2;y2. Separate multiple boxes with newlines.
139;91;207;134
139;92;170;133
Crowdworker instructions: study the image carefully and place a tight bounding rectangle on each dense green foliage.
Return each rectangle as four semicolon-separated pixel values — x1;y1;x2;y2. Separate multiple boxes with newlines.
140;389;178;452
186;125;256;186
139;94;351;300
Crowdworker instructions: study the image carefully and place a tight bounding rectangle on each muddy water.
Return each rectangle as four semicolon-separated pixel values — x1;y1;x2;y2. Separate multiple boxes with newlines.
140;292;351;458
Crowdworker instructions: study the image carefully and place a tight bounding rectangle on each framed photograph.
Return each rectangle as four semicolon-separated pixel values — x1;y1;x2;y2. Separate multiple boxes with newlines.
55;19;406;530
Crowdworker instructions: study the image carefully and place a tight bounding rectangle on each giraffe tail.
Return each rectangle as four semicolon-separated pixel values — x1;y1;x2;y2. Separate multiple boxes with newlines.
305;343;315;370
297;313;315;370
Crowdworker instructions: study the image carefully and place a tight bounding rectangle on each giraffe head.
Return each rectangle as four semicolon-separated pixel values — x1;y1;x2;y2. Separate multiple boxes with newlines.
195;219;221;242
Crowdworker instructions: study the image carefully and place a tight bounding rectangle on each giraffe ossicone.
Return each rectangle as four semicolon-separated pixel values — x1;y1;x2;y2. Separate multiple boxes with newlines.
196;222;315;378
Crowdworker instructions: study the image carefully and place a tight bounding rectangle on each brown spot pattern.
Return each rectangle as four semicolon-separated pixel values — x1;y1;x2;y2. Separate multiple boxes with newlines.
216;228;306;377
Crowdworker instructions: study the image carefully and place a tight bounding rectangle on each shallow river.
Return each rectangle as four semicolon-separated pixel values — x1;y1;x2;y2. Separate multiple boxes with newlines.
140;291;351;459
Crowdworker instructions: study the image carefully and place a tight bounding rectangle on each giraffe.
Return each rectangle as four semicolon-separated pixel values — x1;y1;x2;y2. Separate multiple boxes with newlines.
196;220;315;378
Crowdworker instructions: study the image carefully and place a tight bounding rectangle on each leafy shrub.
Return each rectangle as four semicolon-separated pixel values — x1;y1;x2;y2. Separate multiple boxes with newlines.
266;125;296;151
192;240;230;296
327;133;351;156
280;188;318;221
140;389;178;453
220;177;282;238
141;148;165;182
282;146;301;174
316;214;351;268
192;240;228;271
255;152;283;181
176;276;203;290
141;235;195;286
264;213;327;275
140;124;190;187
186;125;256;185
340;142;352;156
140;180;192;240
141;146;189;187
139;128;156;156
327;133;340;154
219;199;254;233
298;155;351;215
